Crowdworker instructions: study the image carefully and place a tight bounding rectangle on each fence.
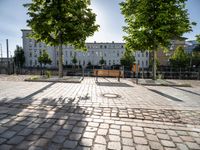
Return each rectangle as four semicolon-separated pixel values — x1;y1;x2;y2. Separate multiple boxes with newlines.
1;65;200;80
0;62;14;74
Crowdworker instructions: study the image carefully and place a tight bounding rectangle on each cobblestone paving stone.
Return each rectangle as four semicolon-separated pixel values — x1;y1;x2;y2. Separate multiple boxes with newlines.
0;76;200;149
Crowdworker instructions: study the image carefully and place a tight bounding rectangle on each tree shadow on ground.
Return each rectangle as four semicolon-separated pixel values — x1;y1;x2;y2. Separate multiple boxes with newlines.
148;89;183;102
172;87;200;97
96;82;133;87
0;82;89;150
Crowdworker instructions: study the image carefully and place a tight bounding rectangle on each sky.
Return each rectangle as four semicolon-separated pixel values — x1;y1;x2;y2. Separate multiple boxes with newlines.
0;0;200;57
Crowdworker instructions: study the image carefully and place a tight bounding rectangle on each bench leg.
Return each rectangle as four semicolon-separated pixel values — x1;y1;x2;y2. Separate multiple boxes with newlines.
96;75;98;83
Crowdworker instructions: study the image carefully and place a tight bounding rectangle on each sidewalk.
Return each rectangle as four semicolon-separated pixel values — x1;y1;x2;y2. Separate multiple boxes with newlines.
0;76;199;149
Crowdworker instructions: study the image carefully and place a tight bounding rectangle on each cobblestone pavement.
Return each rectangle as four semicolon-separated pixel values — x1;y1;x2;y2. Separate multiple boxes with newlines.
0;76;200;150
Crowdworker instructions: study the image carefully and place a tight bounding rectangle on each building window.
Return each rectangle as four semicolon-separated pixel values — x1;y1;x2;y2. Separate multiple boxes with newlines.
65;51;67;56
104;53;106;57
70;51;72;57
138;60;140;65
100;45;103;49
117;52;119;57
138;53;140;57
66;60;68;65
146;60;148;66
121;45;124;48
104;45;107;49
113;60;115;65
142;53;144;57
30;60;32;66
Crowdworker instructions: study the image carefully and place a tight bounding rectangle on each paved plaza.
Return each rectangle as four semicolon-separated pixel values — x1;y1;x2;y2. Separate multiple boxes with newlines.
0;75;200;150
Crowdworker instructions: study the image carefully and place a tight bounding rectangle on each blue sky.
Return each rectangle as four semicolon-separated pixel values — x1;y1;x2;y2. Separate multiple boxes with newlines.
0;0;200;57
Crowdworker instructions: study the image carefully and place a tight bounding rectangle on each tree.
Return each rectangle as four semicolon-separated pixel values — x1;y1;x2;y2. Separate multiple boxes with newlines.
196;34;200;43
13;45;25;74
191;52;200;67
120;50;135;69
170;46;190;68
191;38;200;67
38;50;52;68
71;55;77;68
120;0;195;80
87;61;92;66
149;58;160;69
193;44;200;53
24;0;99;78
99;57;105;67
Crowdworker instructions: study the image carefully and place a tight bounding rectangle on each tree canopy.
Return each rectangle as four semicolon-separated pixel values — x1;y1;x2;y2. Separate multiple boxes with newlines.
24;0;99;77
71;55;77;65
192;40;200;67
13;46;25;68
24;0;99;50
120;0;194;51
120;0;194;79
193;44;200;53
170;46;189;68
120;50;135;67
99;57;106;66
38;50;52;67
196;34;200;43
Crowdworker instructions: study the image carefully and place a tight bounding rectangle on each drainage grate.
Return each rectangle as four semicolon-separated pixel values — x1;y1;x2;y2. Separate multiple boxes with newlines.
102;93;121;98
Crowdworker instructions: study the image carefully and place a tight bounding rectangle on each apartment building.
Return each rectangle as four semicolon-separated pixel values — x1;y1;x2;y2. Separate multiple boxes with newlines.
22;29;149;68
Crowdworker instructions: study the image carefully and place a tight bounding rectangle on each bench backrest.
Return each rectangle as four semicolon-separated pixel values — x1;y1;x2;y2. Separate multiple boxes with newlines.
94;69;123;77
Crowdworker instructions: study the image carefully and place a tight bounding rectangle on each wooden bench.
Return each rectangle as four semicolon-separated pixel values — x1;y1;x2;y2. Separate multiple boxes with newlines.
94;69;123;82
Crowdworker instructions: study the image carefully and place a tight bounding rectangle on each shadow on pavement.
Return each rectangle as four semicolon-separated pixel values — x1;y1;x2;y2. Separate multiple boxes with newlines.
148;89;183;102
172;87;200;97
96;82;133;87
0;82;87;149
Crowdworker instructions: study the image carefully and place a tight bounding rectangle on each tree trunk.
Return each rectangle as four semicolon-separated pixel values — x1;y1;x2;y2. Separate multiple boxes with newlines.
152;49;157;80
142;62;144;79
170;67;172;79
58;32;63;78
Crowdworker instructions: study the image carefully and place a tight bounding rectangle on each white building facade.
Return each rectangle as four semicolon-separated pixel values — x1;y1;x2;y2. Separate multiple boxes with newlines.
22;29;149;68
